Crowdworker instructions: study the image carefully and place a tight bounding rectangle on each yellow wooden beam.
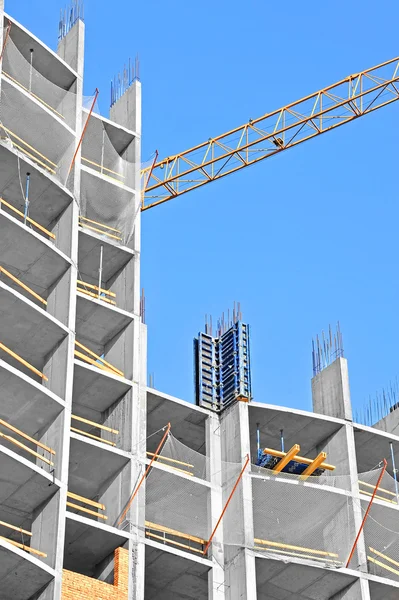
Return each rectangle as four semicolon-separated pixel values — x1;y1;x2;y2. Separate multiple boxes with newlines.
0;431;54;466
67;491;105;510
145;521;206;545
70;427;116;446
78;222;122;241
300;452;327;480
0;342;48;380
254;546;341;564
262;447;335;471
368;556;399;577
0;535;47;558
254;538;338;558
79;216;122;234
81;157;125;179
74;340;123;377
0;198;55;239
146;452;194;468
0;266;47;305
71;414;118;434
359;480;397;497
146;531;204;554
77;287;116;305
76;280;116;298
369;547;399;568
66;501;107;520
0;418;55;454
272;444;300;473
0;520;31;537
359;490;397;504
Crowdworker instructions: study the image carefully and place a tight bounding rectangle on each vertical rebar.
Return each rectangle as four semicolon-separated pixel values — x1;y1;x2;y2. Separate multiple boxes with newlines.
24;173;30;225
390;442;399;504
280;429;284;452
98;245;103;299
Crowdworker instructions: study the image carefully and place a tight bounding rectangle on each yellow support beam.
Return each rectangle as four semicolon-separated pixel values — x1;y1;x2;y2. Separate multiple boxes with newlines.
358;480;397;497
262;447;335;471
67;491;105;510
74;340;123;377
0;342;48;380
146;452;194;468
145;521;206;545
76;279;116;297
254;546;341;564
369;547;399;568
0;431;54;466
0;418;55;454
300;451;327;480
0;520;31;537
368;556;399;577
0;535;47;558
71;414;118;434
254;538;338;558
272;444;300;473
70;426;116;446
0;198;55;239
66;501;108;520
146;531;204;554
0;266;47;305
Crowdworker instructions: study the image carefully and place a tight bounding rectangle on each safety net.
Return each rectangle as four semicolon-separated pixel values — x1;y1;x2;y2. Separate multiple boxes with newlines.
0;37;77;182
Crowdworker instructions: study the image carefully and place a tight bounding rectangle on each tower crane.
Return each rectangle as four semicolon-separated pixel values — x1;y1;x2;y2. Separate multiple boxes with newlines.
141;56;399;211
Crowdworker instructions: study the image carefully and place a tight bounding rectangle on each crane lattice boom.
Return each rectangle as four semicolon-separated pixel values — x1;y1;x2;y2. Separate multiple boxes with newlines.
142;56;399;210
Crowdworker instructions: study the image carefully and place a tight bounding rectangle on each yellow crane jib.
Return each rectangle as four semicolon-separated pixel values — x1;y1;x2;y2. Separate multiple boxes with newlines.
141;56;399;210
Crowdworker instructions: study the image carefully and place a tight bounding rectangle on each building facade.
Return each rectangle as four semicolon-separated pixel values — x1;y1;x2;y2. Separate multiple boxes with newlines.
1;5;399;600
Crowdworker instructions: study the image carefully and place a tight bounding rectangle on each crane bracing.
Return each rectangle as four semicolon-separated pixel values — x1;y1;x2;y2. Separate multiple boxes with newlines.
141;56;399;211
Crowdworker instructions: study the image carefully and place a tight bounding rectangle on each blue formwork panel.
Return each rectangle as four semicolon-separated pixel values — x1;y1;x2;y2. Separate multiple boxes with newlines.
194;322;252;412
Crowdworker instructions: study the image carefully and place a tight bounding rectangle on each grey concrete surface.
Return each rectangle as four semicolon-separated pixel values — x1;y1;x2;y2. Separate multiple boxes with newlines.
5;13;76;87
0;358;64;436
0;282;68;365
354;423;399;473
312;358;352;421
0;145;73;228
255;556;357;599
0;209;70;295
73;359;132;412
0;542;54;600
369;578;399;599
64;511;128;575
68;433;130;500
78;228;133;282
145;544;210;600
249;403;343;463
76;293;133;347
0;445;59;514
147;389;207;453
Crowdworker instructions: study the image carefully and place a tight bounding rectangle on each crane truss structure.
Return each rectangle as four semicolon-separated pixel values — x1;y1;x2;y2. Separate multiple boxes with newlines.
142;56;399;210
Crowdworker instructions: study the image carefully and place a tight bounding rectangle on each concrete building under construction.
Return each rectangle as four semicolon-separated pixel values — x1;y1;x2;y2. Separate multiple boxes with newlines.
1;3;399;600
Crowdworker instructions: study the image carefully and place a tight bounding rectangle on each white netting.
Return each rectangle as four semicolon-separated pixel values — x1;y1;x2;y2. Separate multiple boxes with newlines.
80;114;138;245
0;38;76;184
157;434;210;480
2;38;77;127
358;469;399;582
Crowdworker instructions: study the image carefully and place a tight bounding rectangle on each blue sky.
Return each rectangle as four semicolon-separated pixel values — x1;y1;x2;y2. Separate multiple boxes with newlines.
8;0;399;416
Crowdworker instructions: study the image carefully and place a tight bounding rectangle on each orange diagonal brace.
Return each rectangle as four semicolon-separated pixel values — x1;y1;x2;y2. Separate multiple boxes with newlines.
117;423;171;526
346;459;387;568
203;454;250;556
67;88;99;178
0;21;11;62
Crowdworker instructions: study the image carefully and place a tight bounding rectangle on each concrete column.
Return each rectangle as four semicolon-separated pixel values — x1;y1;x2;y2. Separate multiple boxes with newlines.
312;357;352;421
312;358;370;599
206;413;226;599
221;402;257;600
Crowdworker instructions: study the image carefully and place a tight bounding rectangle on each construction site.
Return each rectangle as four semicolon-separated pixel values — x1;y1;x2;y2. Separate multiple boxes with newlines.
1;1;399;599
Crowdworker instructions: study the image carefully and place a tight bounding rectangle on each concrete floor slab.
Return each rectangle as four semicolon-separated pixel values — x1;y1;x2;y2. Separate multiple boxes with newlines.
145;544;209;600
0;445;59;516
0;144;73;228
0;282;68;366
147;389;207;453
73;359;132;413
0;358;64;437
0;209;70;296
78;228;133;283
0;540;54;600
255;556;357;600
76;292;133;347
249;404;343;461
68;433;129;500
63;512;128;576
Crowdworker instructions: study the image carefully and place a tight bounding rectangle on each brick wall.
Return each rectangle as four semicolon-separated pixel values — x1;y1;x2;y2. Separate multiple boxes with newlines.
62;547;129;600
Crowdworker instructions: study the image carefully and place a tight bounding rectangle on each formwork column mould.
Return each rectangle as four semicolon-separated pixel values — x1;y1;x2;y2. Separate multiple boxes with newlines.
195;321;252;413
